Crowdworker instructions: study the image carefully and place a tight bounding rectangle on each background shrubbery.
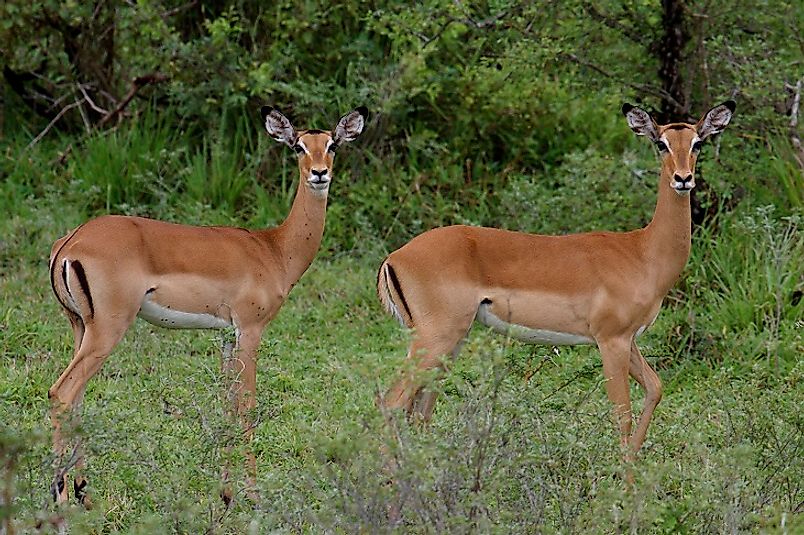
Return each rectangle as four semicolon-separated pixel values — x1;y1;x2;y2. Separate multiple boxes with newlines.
1;1;801;532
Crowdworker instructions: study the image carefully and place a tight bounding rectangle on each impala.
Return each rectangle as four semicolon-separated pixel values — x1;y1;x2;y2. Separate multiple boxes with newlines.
378;101;735;461
48;105;367;506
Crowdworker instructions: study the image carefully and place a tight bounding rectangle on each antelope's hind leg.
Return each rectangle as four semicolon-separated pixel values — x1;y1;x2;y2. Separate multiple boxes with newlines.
65;311;92;507
382;318;473;425
49;313;135;505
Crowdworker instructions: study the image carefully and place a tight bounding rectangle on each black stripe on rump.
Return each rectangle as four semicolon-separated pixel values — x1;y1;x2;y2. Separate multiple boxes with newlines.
71;260;95;318
49;225;85;312
386;263;412;323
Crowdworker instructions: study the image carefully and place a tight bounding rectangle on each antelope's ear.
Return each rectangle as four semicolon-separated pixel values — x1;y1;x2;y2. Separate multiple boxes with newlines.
622;103;659;141
333;106;368;144
261;106;297;148
696;100;736;140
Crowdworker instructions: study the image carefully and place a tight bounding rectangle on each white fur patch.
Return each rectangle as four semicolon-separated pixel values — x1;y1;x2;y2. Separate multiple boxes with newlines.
660;135;673;155
475;303;593;346
635;311;660;338
635;325;648;338
62;259;81;315
382;264;407;327
138;296;231;329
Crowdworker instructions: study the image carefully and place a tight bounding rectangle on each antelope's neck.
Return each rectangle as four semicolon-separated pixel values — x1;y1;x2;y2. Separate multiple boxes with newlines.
642;168;692;292
268;181;328;288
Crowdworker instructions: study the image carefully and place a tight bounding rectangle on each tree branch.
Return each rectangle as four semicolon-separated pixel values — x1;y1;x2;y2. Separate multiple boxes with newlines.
561;53;685;112
76;83;110;115
25;100;86;150
582;2;649;46
97;73;168;127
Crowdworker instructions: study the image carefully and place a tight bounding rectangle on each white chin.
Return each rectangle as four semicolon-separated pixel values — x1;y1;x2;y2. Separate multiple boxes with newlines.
308;181;330;192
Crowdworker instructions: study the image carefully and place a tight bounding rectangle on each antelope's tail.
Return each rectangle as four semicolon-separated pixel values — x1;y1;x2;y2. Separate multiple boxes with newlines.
49;225;94;321
377;259;413;328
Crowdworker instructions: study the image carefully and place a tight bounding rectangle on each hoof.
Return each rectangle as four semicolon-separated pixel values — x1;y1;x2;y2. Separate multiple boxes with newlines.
220;486;233;509
74;477;92;509
51;474;68;504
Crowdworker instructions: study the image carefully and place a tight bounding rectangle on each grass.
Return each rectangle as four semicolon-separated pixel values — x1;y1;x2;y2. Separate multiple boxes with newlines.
1;210;801;533
0;114;802;532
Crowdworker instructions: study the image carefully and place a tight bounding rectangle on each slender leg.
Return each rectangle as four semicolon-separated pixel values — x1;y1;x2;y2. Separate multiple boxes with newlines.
219;335;238;507
627;342;663;453
220;327;262;506
63;311;92;507
66;311;85;353
596;337;634;463
409;339;467;423
382;325;469;423
49;317;132;504
381;322;471;525
411;390;438;423
69;386;92;509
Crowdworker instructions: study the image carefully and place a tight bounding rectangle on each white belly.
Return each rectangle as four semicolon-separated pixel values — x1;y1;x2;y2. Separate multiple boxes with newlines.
138;297;231;329
635;310;661;338
475;303;594;346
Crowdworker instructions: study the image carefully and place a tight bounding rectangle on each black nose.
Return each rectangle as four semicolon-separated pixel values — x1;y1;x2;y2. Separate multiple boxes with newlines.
312;168;327;178
674;173;693;185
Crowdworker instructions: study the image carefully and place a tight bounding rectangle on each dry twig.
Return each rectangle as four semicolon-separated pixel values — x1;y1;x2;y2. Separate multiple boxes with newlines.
25;72;168;149
98;73;168;127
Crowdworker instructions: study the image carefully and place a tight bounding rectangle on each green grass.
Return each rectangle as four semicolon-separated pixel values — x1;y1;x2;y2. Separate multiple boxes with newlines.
1;208;801;532
0;113;801;532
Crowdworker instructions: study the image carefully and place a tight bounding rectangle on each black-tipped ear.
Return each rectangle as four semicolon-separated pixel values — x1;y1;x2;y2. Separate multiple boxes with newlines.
696;100;735;140
333;107;368;144
621;103;635;116
261;106;297;148
622;103;659;141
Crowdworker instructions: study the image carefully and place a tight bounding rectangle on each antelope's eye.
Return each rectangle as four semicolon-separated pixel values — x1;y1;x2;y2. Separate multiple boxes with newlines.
655;140;668;152
328;143;338;154
294;144;305;155
692;140;703;152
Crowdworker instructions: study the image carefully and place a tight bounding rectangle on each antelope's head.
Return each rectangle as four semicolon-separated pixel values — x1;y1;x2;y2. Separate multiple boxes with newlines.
622;101;735;195
261;106;368;195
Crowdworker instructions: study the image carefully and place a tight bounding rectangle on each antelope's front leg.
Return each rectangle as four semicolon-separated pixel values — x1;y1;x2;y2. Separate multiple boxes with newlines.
597;337;634;467
220;327;262;506
627;342;663;453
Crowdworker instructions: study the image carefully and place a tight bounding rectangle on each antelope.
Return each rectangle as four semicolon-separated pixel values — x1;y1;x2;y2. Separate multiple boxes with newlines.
378;101;735;462
47;105;367;506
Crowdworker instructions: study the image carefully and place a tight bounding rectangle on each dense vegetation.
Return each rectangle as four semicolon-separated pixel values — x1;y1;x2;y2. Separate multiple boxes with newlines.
1;1;801;532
